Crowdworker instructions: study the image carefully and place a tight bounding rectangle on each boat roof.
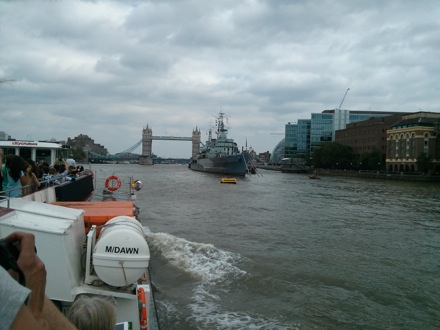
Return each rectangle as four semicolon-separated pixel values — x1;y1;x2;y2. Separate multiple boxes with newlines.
0;140;63;149
0;198;84;219
0;199;84;234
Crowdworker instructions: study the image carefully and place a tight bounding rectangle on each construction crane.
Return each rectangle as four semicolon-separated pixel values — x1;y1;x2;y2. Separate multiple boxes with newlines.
338;88;350;110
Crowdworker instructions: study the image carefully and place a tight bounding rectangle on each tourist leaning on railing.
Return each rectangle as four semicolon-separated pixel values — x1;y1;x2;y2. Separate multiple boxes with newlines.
52;158;74;183
37;162;51;188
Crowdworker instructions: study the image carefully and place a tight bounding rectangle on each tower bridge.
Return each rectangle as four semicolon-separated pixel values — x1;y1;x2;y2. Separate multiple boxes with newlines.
150;136;192;141
87;126;201;163
139;125;201;165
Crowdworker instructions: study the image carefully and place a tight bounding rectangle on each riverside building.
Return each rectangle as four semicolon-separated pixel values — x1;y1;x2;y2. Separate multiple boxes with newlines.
284;109;398;160
335;114;405;165
386;112;440;173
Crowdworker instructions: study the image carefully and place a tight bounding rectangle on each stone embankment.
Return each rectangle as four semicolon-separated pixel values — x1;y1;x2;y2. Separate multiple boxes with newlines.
318;169;440;182
255;165;440;182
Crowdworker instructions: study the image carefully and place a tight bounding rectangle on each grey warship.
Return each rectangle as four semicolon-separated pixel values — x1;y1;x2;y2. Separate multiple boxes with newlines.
189;112;251;176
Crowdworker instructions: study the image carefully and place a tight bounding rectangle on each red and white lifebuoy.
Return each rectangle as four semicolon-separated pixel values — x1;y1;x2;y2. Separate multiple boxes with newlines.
105;175;122;191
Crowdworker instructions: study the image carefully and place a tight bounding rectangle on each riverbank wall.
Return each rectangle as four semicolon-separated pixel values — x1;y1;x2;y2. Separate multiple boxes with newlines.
256;165;440;182
317;169;440;182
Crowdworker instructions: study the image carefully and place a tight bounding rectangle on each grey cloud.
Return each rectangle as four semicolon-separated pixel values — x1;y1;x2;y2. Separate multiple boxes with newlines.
0;0;439;156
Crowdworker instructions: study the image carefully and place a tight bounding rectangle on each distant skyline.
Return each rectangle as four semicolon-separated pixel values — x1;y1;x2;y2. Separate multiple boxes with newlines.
1;1;439;157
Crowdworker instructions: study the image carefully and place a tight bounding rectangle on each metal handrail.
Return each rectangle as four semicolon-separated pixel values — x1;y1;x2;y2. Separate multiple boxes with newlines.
0;194;12;208
0;185;23;197
0;175;66;199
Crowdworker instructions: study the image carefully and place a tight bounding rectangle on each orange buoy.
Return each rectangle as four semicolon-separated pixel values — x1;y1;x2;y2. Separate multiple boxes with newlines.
105;175;122;191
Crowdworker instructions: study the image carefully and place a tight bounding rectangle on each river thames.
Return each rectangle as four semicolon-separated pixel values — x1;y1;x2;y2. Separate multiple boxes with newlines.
93;164;440;329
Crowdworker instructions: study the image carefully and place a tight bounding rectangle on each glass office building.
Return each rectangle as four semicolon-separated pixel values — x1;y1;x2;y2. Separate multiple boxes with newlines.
284;123;298;159
297;119;311;158
310;112;335;154
269;138;285;164
285;119;311;159
285;109;397;159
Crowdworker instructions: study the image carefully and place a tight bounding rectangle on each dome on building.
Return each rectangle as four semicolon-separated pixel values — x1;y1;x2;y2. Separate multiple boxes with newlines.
269;138;284;164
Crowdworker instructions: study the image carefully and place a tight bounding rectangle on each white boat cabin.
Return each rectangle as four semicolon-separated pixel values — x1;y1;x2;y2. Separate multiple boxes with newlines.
0;140;69;164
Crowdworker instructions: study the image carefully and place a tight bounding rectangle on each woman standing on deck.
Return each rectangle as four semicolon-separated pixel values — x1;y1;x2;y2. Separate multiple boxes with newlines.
22;160;40;195
3;155;26;197
1;149;14;192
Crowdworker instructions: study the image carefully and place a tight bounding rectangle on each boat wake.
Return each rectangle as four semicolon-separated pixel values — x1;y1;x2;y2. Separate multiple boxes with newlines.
146;232;246;284
146;232;294;329
187;286;294;330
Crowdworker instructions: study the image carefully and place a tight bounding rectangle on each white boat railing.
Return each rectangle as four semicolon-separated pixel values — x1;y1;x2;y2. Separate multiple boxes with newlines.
1;173;96;205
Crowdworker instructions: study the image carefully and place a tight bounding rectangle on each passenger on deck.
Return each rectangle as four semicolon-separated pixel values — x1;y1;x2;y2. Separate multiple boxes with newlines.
76;165;84;173
48;166;57;177
51;159;69;183
3;155;26;197
0;231;76;329
22;160;41;195
66;165;78;181
1;150;15;192
65;154;77;168
67;295;116;330
36;162;51;188
47;167;60;185
38;162;50;180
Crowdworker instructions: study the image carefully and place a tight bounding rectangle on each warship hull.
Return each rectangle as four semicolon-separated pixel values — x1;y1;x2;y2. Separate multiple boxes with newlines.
189;153;250;176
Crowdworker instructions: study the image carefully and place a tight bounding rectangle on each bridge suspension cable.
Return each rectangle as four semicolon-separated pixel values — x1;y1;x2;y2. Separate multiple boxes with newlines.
89;139;142;158
114;139;142;155
88;135;202;159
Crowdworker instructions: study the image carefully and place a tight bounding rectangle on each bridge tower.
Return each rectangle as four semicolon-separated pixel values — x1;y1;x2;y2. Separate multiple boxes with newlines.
192;127;201;158
139;124;153;165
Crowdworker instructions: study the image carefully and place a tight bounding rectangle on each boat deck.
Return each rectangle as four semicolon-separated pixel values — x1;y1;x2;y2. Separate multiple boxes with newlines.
52;201;135;232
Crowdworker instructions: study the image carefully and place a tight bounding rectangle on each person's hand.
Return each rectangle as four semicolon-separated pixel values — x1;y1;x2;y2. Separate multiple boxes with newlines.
5;232;76;330
4;232;46;315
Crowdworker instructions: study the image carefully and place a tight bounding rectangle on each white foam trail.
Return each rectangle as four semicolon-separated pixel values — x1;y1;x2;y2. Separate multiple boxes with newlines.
147;232;293;329
142;225;151;235
146;232;246;284
189;291;295;330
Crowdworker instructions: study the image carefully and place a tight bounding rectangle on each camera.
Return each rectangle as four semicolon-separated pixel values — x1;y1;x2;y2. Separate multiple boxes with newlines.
0;239;25;285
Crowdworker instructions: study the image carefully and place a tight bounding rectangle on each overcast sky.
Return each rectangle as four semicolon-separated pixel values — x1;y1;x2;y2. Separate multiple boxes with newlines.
1;1;439;157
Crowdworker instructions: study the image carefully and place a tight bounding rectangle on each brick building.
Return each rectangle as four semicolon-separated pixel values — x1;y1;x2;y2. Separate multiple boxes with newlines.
335;114;404;164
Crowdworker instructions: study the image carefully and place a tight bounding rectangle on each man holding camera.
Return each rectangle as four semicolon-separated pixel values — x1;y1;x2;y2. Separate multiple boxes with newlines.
0;232;76;329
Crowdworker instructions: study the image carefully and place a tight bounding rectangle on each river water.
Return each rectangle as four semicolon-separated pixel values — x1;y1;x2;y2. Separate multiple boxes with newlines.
92;164;440;330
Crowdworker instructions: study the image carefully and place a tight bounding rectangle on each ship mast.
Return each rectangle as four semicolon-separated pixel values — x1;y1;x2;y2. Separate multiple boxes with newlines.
218;112;225;132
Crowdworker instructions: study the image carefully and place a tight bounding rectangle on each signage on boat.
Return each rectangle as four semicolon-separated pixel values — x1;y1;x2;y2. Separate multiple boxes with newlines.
0;140;63;149
105;246;140;254
12;141;38;146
